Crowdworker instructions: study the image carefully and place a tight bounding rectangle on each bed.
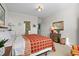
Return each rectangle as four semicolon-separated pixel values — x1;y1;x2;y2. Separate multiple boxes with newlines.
12;34;54;56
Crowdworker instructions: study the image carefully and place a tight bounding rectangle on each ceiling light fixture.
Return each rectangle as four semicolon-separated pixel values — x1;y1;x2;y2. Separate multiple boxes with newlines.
36;4;44;12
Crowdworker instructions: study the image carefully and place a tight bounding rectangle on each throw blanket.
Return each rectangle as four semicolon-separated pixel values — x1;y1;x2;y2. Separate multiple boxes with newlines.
23;34;53;56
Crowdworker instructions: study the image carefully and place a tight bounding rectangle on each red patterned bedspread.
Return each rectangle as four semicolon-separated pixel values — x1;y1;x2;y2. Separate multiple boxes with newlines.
23;34;53;55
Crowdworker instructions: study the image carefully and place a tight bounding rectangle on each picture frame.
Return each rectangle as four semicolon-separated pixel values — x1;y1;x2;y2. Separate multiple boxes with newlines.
0;4;5;27
53;21;64;30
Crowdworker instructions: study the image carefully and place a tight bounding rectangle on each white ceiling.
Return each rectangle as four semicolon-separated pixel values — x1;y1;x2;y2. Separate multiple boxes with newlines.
5;3;77;18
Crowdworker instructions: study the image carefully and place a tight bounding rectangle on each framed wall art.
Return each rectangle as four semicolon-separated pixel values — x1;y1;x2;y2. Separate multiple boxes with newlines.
53;21;64;30
0;4;5;27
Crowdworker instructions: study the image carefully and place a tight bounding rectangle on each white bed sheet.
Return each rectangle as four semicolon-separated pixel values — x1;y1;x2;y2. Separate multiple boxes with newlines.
12;35;25;56
30;47;52;56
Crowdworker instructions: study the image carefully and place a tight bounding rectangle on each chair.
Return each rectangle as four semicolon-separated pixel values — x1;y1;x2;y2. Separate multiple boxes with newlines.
71;45;79;56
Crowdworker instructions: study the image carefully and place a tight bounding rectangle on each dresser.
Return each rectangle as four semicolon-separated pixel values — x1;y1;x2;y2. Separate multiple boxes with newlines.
50;32;61;43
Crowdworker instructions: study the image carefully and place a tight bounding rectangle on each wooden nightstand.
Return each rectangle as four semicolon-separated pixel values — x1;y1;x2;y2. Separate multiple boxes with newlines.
3;46;12;56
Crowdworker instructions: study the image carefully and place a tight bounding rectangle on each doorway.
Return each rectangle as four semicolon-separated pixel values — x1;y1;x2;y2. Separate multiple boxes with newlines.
38;24;41;34
24;21;31;35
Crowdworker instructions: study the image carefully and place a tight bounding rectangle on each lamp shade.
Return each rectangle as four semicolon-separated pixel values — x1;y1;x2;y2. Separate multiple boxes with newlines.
50;27;55;31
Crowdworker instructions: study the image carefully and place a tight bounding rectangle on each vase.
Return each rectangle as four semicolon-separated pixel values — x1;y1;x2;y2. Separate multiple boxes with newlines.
0;47;5;56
